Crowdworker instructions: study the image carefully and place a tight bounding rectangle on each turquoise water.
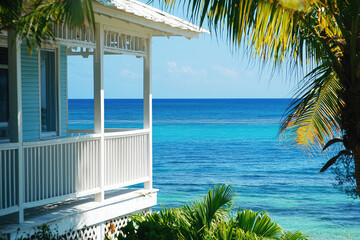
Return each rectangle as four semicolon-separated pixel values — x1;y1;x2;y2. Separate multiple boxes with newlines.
69;99;360;240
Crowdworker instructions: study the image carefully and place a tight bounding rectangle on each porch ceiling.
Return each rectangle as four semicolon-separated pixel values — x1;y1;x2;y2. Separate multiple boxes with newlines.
95;0;209;39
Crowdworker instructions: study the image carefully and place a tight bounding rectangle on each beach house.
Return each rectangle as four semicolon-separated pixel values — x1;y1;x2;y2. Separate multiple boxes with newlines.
0;0;207;238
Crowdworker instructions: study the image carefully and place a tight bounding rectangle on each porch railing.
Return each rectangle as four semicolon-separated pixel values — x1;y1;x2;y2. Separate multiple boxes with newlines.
68;128;136;136
104;131;149;189
0;143;19;215
0;129;151;220
23;136;101;208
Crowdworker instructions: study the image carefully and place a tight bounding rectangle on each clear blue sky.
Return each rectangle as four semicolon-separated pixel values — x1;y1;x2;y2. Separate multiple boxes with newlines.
67;4;298;99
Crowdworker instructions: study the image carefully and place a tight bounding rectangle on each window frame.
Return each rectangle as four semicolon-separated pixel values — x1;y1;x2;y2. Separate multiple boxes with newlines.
38;46;61;139
0;43;9;143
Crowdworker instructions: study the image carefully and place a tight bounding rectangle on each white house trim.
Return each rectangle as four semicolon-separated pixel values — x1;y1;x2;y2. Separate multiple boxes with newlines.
143;37;152;189
7;30;23;223
38;47;61;139
93;22;105;202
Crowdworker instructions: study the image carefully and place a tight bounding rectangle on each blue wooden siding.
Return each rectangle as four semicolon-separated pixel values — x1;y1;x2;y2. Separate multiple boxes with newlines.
21;43;68;141
60;46;68;137
21;43;40;141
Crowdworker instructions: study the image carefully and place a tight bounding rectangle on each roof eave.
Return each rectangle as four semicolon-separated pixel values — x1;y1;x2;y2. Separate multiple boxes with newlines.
93;1;209;39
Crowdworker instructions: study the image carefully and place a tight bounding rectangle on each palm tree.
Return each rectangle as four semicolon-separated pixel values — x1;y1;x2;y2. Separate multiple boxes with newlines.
0;0;95;51
163;0;360;196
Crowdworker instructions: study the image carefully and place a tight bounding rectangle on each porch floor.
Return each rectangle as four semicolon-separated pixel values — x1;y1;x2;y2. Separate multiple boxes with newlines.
0;188;158;239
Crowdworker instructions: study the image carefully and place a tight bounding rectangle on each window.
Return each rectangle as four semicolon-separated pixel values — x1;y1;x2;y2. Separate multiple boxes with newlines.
0;47;8;140
40;50;58;137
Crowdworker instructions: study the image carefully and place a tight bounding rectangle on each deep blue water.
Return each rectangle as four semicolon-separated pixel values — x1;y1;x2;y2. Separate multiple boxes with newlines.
69;99;360;240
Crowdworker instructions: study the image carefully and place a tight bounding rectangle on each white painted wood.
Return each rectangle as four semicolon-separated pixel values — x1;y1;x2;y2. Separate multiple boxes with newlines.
102;29;146;56
104;132;150;187
0;147;18;215
94;22;105;202
104;177;150;191
68;128;139;136
8;31;21;143
57;47;62;137
22;187;102;209
4;189;157;240
22;138;101;206
53;24;95;46
8;30;24;223
92;2;204;39
23;134;101;147
0;205;19;217
0;129;151;216
143;37;153;189
104;129;149;137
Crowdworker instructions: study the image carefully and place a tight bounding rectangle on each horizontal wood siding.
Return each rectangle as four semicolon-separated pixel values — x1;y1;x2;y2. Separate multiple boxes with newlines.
21;43;40;141
60;46;67;137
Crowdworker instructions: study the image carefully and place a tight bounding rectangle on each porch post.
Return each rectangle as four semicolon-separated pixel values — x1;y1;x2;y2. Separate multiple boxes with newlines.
94;23;105;201
143;37;152;189
8;30;24;223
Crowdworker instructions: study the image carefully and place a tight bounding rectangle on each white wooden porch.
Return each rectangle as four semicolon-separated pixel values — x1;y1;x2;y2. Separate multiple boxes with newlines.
0;10;154;224
0;128;153;221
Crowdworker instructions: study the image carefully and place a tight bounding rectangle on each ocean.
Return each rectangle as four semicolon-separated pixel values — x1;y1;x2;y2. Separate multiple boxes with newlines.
69;99;360;240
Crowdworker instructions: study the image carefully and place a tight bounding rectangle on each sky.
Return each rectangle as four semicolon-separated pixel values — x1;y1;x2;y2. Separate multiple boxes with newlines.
67;4;299;99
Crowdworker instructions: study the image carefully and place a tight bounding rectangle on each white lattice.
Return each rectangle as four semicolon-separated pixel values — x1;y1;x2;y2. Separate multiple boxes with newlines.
53;23;95;48
51;23;147;57
61;224;98;240
104;30;146;56
104;208;151;238
105;215;129;239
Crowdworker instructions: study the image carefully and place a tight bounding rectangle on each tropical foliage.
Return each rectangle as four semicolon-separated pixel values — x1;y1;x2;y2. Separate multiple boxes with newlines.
162;0;360;197
106;184;309;240
0;0;95;51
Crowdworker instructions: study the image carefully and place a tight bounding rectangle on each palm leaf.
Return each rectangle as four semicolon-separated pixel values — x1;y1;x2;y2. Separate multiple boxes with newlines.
281;231;310;240
165;0;343;74
280;63;343;149
234;209;284;238
319;149;350;173
181;184;235;238
322;138;343;151
1;0;96;51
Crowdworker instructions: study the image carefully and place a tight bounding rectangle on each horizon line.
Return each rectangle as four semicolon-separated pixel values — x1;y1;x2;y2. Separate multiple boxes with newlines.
68;97;295;100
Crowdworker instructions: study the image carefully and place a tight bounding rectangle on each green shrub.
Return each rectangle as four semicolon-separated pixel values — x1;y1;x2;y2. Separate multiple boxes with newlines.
114;184;310;240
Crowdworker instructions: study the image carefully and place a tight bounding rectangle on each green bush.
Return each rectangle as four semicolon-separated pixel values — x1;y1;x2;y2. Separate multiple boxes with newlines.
112;184;310;240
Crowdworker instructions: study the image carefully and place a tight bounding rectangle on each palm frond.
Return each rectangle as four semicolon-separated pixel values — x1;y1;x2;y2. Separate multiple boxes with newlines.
234;209;284;238
322;138;343;151
213;221;234;240
281;231;310;240
181;184;235;238
319;149;350;173
1;0;95;51
280;63;343;149
165;0;343;74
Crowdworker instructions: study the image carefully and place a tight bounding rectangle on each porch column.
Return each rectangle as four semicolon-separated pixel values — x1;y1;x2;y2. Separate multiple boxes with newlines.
144;37;152;189
94;23;105;201
8;30;24;223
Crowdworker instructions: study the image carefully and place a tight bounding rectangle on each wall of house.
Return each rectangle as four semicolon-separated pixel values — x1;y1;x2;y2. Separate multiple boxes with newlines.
21;42;68;141
21;43;40;141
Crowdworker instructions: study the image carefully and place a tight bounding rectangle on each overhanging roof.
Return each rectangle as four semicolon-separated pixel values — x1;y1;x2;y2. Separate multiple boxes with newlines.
96;0;209;38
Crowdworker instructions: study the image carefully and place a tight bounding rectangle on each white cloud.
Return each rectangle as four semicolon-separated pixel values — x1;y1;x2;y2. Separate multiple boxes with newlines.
167;61;177;73
167;61;206;77
213;65;238;78
181;66;206;76
120;69;140;79
167;61;177;68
